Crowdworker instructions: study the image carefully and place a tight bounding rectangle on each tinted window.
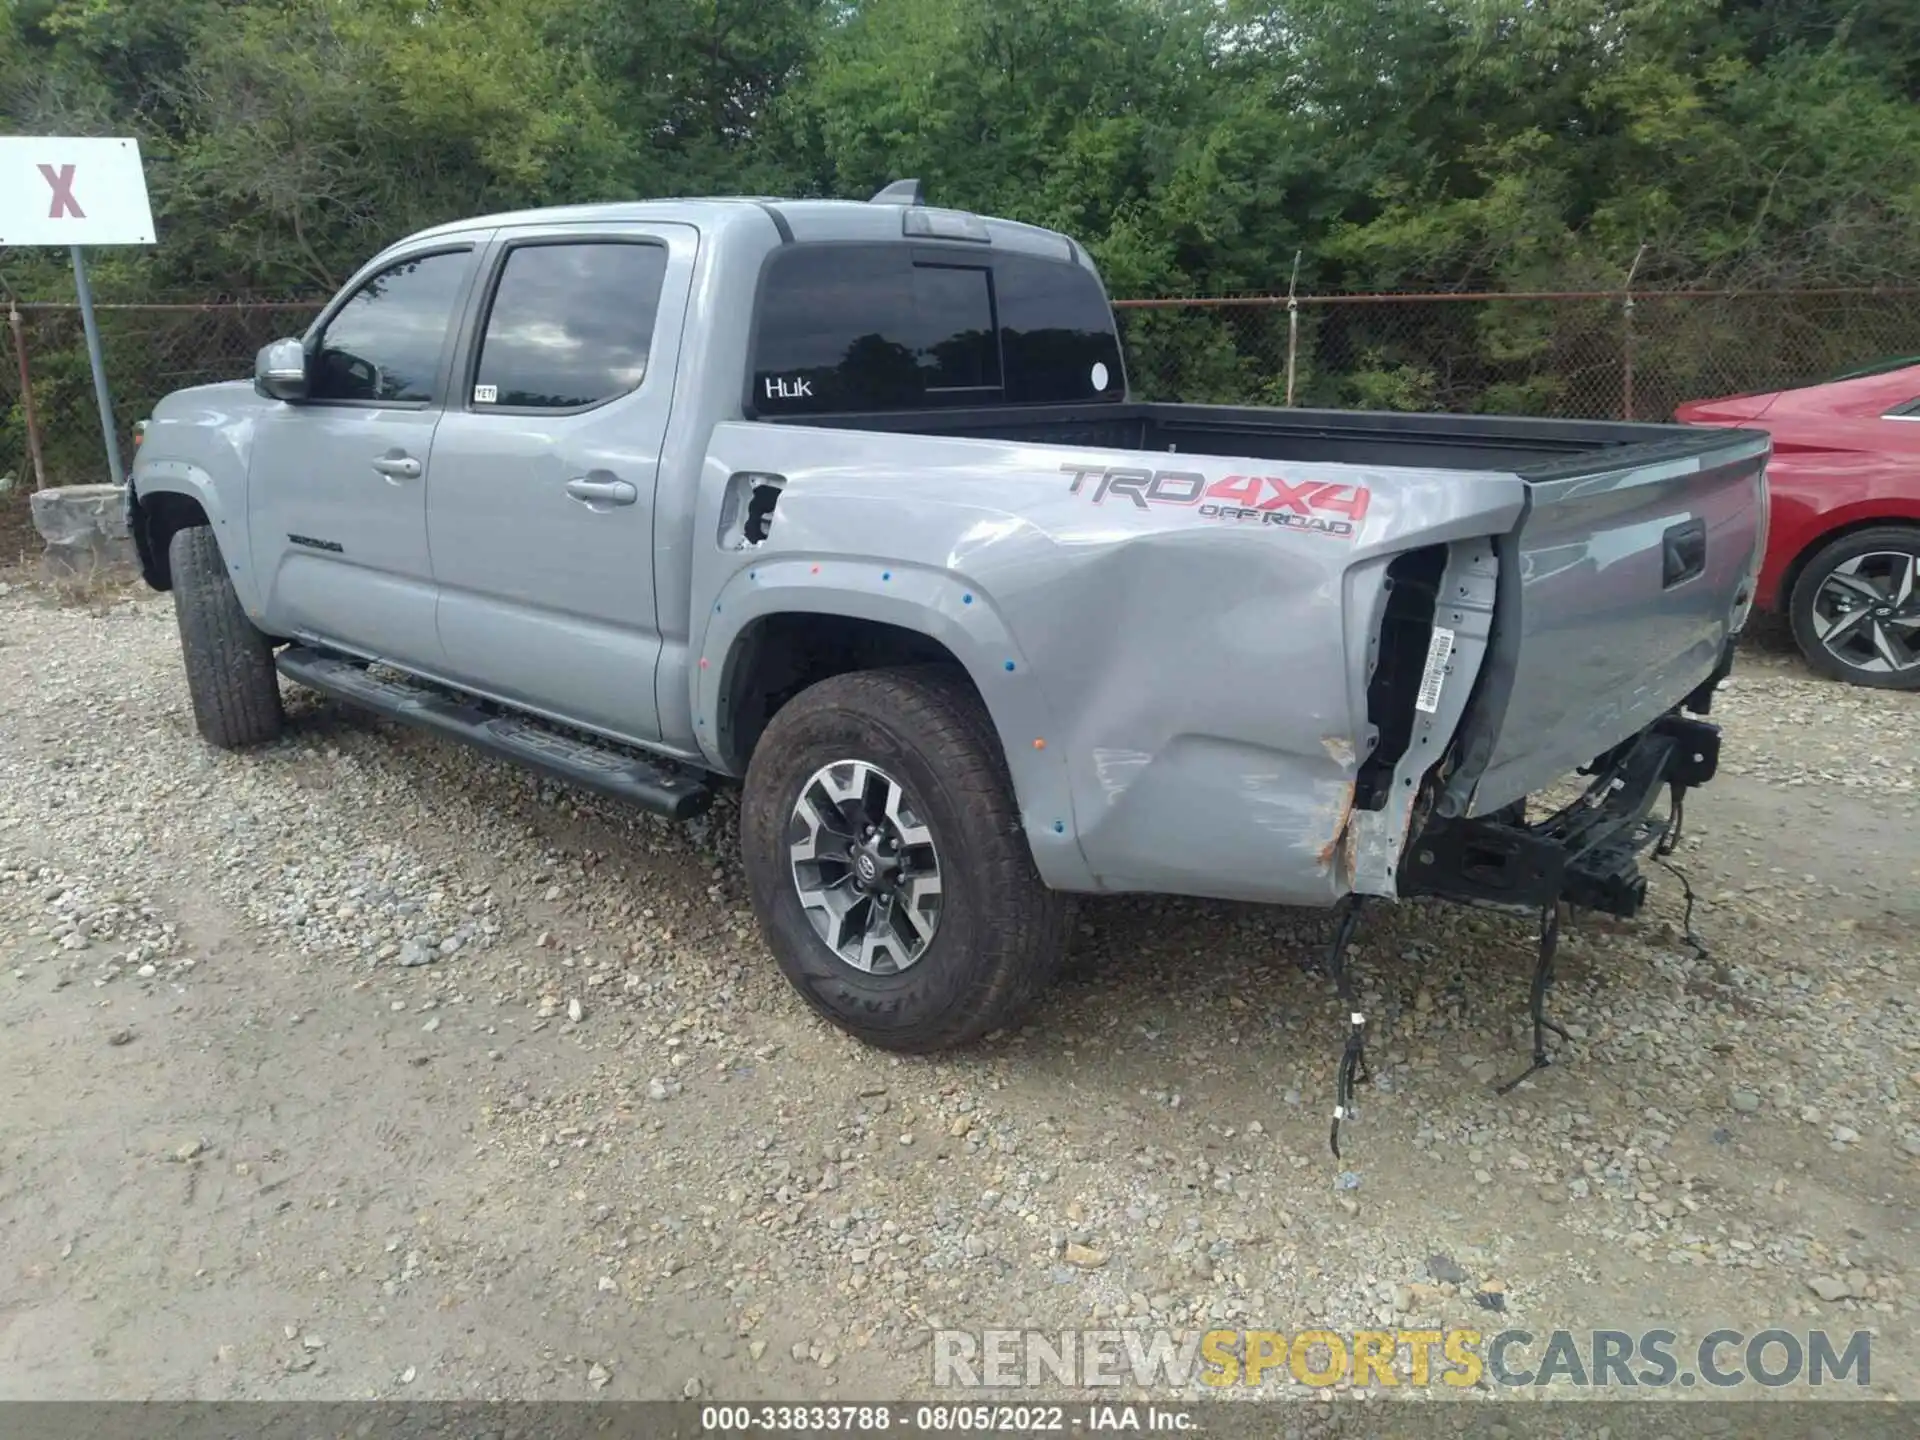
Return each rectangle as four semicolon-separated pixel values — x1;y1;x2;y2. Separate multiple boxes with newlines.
994;252;1126;405
751;244;1123;415
311;250;470;403
475;242;669;409
907;266;999;393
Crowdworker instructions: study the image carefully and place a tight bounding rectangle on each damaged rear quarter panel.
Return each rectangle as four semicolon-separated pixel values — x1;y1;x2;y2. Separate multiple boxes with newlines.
693;423;1525;904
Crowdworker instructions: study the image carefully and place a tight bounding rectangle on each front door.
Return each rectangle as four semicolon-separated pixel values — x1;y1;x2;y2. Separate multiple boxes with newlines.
247;243;479;668
425;224;696;745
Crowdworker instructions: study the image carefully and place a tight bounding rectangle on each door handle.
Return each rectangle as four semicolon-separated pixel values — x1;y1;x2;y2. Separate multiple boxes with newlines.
1662;517;1707;589
565;477;638;507
371;453;422;481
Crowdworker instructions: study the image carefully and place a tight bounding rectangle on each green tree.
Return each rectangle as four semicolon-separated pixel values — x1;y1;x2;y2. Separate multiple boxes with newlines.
5;0;1920;459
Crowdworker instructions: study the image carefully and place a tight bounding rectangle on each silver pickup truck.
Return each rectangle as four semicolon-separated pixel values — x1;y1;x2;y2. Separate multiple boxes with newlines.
128;184;1768;1088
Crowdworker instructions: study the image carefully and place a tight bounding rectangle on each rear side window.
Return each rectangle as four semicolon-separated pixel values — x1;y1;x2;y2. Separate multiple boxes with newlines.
473;241;669;410
751;244;1123;415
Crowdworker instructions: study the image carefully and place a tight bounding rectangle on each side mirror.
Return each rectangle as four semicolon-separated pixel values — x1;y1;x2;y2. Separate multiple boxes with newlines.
255;338;310;401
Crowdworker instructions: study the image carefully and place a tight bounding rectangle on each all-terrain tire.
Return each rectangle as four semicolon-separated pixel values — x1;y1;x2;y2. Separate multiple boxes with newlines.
1787;524;1920;690
169;525;284;748
741;665;1072;1052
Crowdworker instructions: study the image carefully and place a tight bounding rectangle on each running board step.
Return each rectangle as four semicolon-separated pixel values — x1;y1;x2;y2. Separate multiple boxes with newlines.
275;647;712;821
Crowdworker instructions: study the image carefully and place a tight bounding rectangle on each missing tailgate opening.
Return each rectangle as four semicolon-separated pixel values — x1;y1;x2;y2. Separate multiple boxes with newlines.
1354;544;1446;810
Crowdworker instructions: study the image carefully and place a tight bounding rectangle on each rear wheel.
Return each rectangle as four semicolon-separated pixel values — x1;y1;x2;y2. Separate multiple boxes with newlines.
169;525;284;748
740;666;1071;1052
1788;526;1920;690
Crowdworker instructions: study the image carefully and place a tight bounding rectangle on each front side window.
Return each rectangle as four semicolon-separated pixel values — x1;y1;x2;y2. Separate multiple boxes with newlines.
473;242;670;410
751;244;1125;416
310;250;471;403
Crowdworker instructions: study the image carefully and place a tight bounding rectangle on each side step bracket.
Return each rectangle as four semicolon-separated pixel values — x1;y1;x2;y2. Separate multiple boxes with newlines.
276;647;712;821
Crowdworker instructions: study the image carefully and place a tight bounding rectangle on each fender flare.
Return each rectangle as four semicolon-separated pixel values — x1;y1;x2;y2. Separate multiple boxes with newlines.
129;461;257;606
692;556;1096;891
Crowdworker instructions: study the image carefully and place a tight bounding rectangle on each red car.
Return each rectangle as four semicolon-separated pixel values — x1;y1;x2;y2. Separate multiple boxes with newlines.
1677;358;1920;688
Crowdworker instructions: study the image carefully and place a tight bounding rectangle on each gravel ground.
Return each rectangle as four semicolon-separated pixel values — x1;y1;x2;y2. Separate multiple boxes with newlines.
1;581;1916;1404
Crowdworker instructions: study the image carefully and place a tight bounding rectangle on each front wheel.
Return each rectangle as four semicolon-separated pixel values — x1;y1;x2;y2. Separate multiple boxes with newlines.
740;666;1071;1052
169;525;285;748
1788;526;1920;689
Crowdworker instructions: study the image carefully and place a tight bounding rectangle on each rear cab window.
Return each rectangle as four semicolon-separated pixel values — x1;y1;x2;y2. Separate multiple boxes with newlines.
749;244;1124;416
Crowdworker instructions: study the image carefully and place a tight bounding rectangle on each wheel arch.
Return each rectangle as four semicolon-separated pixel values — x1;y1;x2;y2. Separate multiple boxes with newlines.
129;461;234;592
714;611;968;773
1777;510;1920;616
133;492;210;589
695;564;1093;891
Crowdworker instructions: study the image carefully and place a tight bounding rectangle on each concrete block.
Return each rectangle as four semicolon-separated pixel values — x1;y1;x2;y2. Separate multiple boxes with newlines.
29;483;138;580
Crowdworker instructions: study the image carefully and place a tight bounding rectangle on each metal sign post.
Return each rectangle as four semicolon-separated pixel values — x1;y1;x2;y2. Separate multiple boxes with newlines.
68;245;122;486
0;136;157;487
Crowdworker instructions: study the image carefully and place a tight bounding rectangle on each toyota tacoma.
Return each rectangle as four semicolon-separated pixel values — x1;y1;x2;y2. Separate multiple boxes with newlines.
126;184;1767;1123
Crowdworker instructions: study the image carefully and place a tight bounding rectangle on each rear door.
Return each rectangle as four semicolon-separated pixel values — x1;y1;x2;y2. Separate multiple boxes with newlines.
248;243;481;667
425;222;696;745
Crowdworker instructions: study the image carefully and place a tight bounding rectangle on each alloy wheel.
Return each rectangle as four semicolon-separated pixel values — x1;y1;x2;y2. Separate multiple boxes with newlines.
1811;551;1920;676
788;759;944;974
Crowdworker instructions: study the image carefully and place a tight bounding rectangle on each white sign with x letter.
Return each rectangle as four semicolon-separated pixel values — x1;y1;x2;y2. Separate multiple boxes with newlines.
0;136;155;246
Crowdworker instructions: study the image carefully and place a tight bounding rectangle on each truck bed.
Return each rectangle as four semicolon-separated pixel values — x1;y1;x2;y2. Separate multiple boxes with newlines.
722;398;1768;905
772;400;1739;476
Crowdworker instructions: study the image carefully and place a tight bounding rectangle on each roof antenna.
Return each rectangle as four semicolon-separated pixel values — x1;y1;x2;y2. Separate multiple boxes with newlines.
869;179;925;206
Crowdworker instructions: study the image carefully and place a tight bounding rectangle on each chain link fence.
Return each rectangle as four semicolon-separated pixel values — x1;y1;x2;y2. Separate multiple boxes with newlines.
1116;287;1920;419
3;298;324;492
5;288;1919;493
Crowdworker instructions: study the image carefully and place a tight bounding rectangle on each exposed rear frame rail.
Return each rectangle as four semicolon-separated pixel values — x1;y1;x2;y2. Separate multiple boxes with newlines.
1318;699;1723;1156
1399;711;1722;918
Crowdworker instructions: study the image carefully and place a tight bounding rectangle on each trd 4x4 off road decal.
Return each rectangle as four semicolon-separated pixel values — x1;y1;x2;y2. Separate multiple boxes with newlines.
1061;464;1371;538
